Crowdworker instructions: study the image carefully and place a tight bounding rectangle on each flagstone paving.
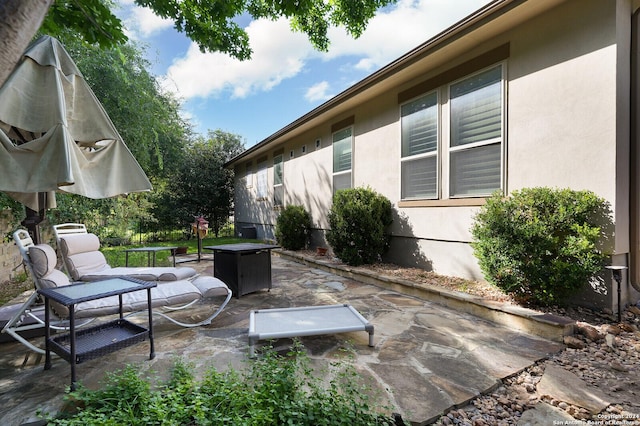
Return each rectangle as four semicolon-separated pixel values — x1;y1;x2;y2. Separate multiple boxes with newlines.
0;254;565;425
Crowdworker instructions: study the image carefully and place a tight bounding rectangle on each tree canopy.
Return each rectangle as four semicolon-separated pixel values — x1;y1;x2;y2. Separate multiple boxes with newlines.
157;130;245;237
0;0;397;90
47;0;398;59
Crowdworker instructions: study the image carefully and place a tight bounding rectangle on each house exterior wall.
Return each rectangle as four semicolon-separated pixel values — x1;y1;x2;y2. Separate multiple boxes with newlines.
231;0;640;309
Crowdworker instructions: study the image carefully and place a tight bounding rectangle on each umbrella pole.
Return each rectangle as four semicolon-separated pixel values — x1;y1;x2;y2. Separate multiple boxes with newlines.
21;207;44;244
21;192;46;244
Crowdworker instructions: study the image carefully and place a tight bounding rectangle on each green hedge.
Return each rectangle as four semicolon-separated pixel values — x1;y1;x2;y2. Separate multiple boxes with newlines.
471;187;612;306
327;187;393;266
275;205;312;250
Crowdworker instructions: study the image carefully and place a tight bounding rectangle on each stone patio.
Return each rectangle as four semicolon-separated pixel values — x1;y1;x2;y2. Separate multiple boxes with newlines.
0;253;567;425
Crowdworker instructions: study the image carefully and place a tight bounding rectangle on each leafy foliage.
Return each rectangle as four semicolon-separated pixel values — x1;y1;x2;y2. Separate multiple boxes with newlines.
42;0;128;48
42;342;403;425
327;187;393;266
160;130;245;237
275;205;312;250
55;31;190;178
471;188;613;306
41;0;397;60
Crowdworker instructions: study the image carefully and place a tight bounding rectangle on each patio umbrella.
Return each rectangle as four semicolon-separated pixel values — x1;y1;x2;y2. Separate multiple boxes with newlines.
0;36;152;242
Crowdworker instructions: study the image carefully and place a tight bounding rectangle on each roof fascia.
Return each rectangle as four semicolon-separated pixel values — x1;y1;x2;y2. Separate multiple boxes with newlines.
225;0;534;168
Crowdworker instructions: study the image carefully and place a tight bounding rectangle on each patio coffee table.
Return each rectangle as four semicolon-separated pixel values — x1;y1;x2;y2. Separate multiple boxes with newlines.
248;304;374;357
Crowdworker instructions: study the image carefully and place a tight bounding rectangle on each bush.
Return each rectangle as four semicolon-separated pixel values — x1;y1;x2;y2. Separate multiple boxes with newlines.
471;187;612;306
327;187;393;266
275;205;312;250
41;342;405;425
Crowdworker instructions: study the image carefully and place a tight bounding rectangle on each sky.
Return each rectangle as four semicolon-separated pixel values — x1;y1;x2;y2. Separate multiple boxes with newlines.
116;0;492;147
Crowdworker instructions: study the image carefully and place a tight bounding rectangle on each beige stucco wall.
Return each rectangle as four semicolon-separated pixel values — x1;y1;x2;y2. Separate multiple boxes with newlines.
233;0;635;306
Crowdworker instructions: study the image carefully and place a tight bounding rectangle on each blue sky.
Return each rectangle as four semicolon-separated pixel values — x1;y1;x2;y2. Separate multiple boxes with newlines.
117;0;491;147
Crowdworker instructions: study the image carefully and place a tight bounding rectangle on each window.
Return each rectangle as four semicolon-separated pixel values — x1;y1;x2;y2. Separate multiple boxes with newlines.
333;127;352;191
400;64;503;200
245;162;253;188
449;65;502;197
256;158;268;199
273;154;283;206
400;92;438;199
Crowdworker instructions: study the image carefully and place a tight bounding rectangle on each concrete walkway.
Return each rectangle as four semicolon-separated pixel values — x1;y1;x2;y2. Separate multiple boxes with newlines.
0;254;565;425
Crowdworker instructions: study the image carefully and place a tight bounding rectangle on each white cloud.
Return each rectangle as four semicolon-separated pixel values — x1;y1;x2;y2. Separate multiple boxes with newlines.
305;81;334;103
127;6;174;38
321;0;491;71
157;0;490;101
161;18;312;99
116;1;173;39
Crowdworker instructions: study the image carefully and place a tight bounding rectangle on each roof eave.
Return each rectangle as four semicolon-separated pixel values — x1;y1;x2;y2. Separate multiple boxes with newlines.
225;0;526;168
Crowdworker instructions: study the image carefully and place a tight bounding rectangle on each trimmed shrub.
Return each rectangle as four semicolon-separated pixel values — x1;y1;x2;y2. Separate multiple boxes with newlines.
327;187;393;266
275;205;312;250
471;187;612;306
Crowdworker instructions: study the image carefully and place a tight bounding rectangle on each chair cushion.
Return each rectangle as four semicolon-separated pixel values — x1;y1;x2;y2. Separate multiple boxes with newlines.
29;244;73;317
79;266;198;282
75;280;203;318
59;233;197;282
191;276;230;299
58;233;110;280
29;245;58;278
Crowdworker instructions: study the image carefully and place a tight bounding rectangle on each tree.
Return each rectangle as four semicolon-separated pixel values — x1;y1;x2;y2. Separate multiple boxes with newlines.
55;31;191;178
162;130;245;237
39;31;191;238
0;0;397;89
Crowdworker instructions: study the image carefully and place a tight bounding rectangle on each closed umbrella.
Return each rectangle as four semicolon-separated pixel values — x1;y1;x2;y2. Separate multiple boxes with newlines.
0;36;152;242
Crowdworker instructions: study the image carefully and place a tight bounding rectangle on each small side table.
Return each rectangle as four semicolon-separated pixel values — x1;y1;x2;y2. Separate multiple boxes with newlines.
204;243;279;298
125;246;178;267
39;277;156;390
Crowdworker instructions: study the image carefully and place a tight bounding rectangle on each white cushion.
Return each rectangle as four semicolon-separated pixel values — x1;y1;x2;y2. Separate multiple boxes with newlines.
58;233;197;282
29;244;57;278
29;244;73;316
191;276;231;299
79;266;197;282
75;280;203;318
58;234;110;280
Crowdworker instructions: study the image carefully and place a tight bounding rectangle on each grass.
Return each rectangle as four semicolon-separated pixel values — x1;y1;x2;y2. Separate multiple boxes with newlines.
101;236;258;267
0;236;259;306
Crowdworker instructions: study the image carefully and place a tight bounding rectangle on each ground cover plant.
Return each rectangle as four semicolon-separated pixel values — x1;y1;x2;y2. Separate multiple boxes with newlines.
40;342;404;425
471;187;613;306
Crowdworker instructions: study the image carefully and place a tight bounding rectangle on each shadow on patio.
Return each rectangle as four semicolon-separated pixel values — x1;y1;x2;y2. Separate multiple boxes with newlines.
0;253;566;425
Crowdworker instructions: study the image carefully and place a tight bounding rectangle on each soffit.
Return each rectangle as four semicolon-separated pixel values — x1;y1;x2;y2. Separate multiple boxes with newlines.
227;0;567;166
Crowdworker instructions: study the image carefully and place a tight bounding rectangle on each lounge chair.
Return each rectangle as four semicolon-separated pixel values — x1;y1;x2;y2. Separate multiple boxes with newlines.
2;230;232;354
53;224;197;282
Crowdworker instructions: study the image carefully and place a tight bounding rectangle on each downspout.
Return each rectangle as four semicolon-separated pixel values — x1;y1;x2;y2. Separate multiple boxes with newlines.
629;9;640;291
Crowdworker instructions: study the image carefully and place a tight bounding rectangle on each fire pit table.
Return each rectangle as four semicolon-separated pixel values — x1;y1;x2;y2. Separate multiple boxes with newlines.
204;243;279;298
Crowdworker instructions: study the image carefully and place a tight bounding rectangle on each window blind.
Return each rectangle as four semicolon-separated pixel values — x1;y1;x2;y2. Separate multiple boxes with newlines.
450;143;501;196
401;93;438;157
450;66;502;147
401;156;437;199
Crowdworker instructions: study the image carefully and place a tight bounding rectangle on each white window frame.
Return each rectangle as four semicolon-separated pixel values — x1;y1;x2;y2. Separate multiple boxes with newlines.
273;154;284;207
332;127;353;192
245;162;253;188
399;91;440;200
446;64;504;198
399;62;505;201
256;159;268;199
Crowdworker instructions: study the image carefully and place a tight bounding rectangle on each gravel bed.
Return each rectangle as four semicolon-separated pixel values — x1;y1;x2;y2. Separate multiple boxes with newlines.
430;305;640;425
